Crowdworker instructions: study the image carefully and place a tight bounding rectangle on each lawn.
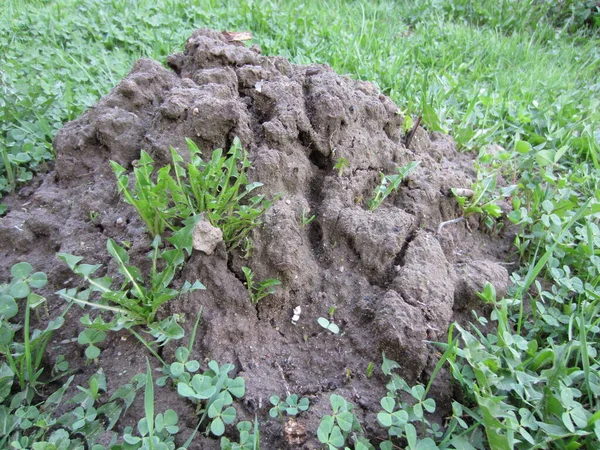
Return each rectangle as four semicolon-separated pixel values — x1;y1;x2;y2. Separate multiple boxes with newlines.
1;0;599;448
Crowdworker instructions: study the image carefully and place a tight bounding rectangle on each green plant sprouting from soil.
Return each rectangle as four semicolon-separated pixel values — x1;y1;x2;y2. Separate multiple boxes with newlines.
301;208;316;227
0;263;65;395
111;137;274;251
241;266;281;305
333;157;349;176
450;144;518;230
121;360;180;449
317;317;340;334
368;161;420;211
220;419;260;450
269;394;310;422
57;236;204;326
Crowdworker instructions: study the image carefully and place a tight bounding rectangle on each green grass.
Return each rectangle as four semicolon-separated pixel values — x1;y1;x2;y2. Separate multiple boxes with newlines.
1;0;600;448
1;0;598;199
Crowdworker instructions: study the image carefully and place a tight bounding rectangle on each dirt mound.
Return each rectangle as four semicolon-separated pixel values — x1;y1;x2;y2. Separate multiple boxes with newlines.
0;29;512;448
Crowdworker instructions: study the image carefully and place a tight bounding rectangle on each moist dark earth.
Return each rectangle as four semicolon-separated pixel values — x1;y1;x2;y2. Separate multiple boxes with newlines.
0;29;513;448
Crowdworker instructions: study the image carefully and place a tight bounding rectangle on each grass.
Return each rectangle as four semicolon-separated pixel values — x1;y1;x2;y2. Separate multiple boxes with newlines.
1;0;600;448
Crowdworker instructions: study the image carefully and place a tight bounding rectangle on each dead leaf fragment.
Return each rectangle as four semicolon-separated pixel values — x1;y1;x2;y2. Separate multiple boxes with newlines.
221;31;253;42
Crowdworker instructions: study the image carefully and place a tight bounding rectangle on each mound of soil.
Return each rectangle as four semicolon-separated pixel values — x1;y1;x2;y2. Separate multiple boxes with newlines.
0;29;513;448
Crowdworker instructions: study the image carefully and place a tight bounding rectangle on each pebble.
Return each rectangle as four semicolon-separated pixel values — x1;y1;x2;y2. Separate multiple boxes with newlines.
292;306;302;324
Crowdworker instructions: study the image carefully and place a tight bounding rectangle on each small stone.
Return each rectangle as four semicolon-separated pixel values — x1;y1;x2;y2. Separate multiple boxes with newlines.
292;306;302;324
192;107;199;115
193;217;223;254
452;188;474;198
285;199;291;205
339;266;345;273
115;217;125;227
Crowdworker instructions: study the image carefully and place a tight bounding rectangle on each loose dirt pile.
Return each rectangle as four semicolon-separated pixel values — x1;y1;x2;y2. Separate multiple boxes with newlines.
0;29;513;448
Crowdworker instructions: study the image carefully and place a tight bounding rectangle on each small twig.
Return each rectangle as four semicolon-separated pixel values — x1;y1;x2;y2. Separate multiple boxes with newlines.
436;216;465;237
405;115;422;149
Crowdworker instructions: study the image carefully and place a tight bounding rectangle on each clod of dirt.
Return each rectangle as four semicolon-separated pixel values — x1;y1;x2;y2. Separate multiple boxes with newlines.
0;29;513;448
192;216;223;255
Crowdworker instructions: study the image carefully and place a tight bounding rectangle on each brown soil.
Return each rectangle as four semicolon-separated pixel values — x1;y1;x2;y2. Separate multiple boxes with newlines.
0;29;514;448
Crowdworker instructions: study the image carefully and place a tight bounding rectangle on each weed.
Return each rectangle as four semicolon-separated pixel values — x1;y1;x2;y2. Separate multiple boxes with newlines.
119;360;180;449
57;236;204;326
2;359;145;448
241;267;281;305
333;157;349;176
156;311;245;438
112;137;274;250
368;161;420;211
317;317;340;334
0;263;66;394
366;362;374;379
0;263;149;449
449;144;517;230
316;394;365;449
269;394;310;421
77;328;106;360
328;305;336;318
174;360;246;437
301;208;316;227
221;418;261;450
157;308;203;387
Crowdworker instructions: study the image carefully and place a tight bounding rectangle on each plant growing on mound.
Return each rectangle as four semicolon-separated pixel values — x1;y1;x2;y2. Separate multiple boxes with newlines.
111;137;274;251
58;236;203;325
368;161;420;211
317;394;368;449
0;263;67;395
314;351;478;450
301;208;316;227
241;266;281;304
220;419;260;450
156;312;245;439
173;359;246;437
57;236;204;360
269;394;310;421
450;144;518;230
333;157;349;176
317;316;340;334
0;264;148;449
117;360;180;450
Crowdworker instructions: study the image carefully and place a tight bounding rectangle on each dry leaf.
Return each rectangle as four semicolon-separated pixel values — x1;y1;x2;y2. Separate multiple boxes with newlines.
222;31;253;42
